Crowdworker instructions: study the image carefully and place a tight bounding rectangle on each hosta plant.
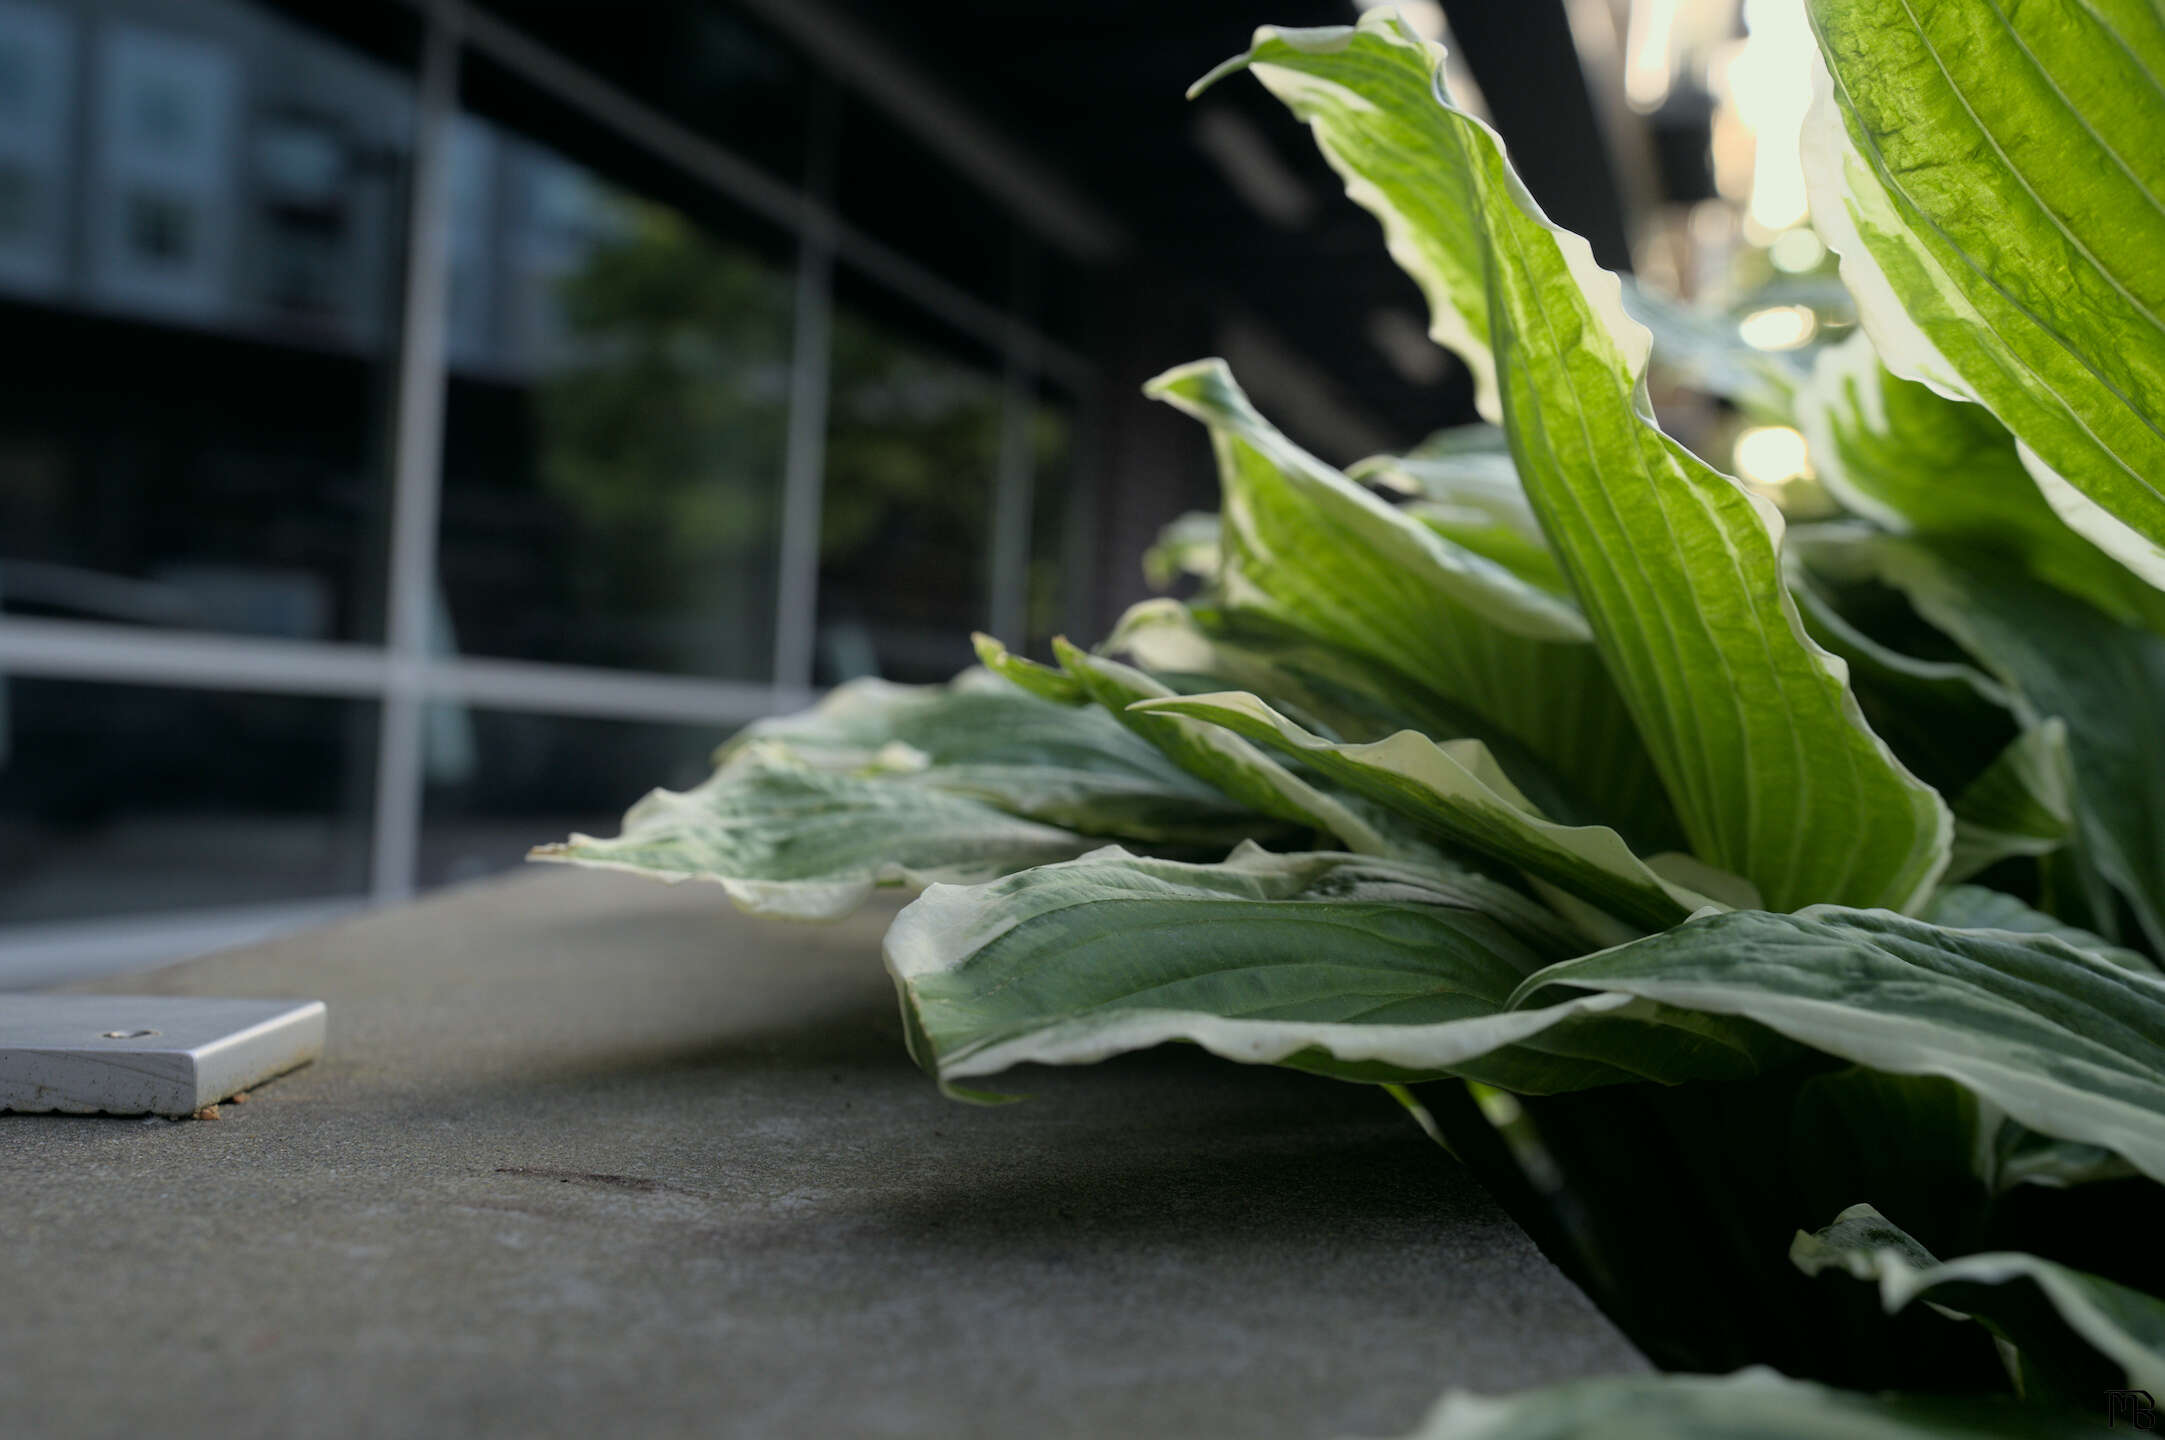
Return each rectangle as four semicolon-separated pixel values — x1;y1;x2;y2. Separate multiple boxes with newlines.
538;4;2165;1434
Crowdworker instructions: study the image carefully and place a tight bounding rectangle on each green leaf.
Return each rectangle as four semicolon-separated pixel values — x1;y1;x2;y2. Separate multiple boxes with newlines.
1361;420;1512;475
1133;689;1734;933
1147;359;1583;644
1402;501;1572;599
1519;905;2165;1185
1789;1068;1994;1246
1105;599;1620;831
1621;276;1804;417
531;749;1094;920
1993;1128;2142;1194
727;672;1264;847
1947;723;2076;884
1107;598;1464;742
1797;334;2165;631
1048;640;1392;856
969;632;1084;705
1349;428;1571;596
1207;14;1949;913
1380;1367;2072;1439
1919;884;2153;975
888;843;1783;1099
1802;0;2165;590
1792;1202;1956;1287
1795;1202;2165;1397
1141;509;1222;591
1787;567;2016;800
1110;600;1502;750
1871;543;2165;953
1193;25;1501;422
1787;567;2018;801
1144;359;1675;844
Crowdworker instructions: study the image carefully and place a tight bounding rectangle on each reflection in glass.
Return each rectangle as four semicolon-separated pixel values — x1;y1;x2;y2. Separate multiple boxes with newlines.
0;0;77;295
1026;392;1079;659
816;303;1002;685
419;708;728;888
0;678;377;923
459;1;814;192
437;116;793;679
0;0;415;645
834;89;1012;310
89;22;240;321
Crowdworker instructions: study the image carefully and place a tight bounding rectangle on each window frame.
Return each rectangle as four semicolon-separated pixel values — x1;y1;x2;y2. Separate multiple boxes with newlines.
0;0;1100;980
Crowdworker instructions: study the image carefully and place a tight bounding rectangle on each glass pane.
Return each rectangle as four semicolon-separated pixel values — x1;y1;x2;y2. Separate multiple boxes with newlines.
435;95;795;680
834;90;1014;309
461;1;814;191
419;708;734;889
816;286;1003;685
0;0;414;645
1026;390;1079;660
1035;246;1092;354
0;678;376;923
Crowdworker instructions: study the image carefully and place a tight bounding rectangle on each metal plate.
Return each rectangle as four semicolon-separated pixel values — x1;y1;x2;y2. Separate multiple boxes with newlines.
1;996;326;1115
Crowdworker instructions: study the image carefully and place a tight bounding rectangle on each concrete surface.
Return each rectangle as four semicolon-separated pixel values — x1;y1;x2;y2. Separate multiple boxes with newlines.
1;869;1644;1438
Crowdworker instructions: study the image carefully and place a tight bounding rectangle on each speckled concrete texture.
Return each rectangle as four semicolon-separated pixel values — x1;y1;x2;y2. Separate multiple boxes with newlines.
1;869;1643;1438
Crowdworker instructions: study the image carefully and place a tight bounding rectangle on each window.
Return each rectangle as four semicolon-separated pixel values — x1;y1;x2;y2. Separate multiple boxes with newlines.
435;99;796;679
1027;385;1084;659
816;285;1005;685
0;679;376;925
0;0;1098;980
0;0;414;647
420;710;729;890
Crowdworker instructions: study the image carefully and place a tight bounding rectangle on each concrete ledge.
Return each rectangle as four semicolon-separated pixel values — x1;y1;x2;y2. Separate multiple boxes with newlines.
2;869;1643;1438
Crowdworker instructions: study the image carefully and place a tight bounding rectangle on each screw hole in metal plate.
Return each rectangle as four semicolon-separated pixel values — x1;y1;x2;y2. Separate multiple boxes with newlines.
100;1030;159;1040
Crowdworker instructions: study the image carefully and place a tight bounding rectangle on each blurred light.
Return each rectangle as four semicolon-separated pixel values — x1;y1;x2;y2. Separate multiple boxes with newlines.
1690;196;1736;249
1734;425;1811;487
1191;107;1316;229
1636;234;1682;298
1685;196;1738;292
1624;0;1682;111
1708;45;1756;204
1768;225;1827;272
1367;306;1449;384
1737;303;1817;350
1729;0;1815;231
